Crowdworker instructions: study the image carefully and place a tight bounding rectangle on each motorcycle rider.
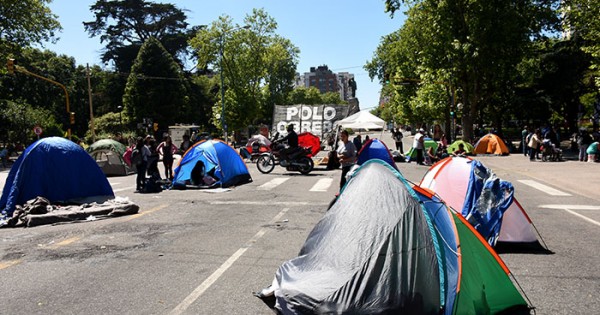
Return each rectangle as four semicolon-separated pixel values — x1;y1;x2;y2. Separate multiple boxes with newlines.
277;124;299;161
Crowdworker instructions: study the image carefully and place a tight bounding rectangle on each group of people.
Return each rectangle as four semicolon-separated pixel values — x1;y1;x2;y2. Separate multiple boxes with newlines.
129;134;182;192
522;125;599;162
407;124;455;166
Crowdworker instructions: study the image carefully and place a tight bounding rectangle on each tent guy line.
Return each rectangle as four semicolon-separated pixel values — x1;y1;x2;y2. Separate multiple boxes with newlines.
168;207;290;315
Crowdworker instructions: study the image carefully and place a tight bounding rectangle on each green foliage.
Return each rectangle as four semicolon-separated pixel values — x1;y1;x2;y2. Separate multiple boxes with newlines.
84;0;193;72
373;0;560;141
189;8;299;132
0;0;61;53
0;99;64;144
123;37;190;128
563;0;600;91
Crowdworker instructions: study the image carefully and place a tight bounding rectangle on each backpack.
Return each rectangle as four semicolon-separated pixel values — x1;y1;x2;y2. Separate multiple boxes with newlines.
142;173;163;193
131;148;142;165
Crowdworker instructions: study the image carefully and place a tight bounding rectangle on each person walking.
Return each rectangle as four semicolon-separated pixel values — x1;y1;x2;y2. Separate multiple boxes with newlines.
337;130;357;189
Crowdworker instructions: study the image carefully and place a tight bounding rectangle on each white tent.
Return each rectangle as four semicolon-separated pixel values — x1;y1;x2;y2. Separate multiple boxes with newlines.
334;110;386;130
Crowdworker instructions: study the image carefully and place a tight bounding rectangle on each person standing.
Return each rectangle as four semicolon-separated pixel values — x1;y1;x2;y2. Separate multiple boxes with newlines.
337;130;357;189
413;128;425;165
157;136;178;180
432;124;443;142
528;129;542;161
353;134;362;152
134;137;151;192
392;127;404;154
521;125;529;156
577;129;593;162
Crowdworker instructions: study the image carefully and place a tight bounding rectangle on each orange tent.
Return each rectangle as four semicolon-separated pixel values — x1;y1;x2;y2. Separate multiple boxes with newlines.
473;133;509;155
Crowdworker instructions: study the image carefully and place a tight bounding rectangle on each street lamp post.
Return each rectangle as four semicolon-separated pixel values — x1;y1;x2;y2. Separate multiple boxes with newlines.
117;106;123;129
219;25;250;143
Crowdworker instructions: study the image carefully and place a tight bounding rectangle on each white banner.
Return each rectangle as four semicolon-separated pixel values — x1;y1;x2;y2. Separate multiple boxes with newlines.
272;104;349;137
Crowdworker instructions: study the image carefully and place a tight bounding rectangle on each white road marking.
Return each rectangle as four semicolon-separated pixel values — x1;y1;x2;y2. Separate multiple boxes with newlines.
209;200;326;206
257;178;289;190
113;187;133;192
168;207;291;315
539;205;600;210
109;182;122;186
310;178;333;192
518;180;572;196
540;205;600;227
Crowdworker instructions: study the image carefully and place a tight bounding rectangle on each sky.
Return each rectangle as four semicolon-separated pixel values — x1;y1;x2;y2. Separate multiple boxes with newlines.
44;0;406;111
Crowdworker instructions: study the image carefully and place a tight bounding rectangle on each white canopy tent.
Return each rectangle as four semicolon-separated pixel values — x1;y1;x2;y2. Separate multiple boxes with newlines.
334;110;386;130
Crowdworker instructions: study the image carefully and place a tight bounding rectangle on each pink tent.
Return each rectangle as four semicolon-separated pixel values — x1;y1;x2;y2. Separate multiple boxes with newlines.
420;156;548;252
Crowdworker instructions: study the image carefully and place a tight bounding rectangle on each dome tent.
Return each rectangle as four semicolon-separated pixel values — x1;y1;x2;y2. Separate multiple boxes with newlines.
0;137;114;217
172;139;251;188
258;160;531;314
420;156;549;252
86;139;133;176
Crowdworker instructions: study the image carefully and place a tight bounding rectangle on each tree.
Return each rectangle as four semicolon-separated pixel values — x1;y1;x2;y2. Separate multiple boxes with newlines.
375;0;559;141
122;37;190;128
83;0;193;72
189;8;299;132
0;0;61;54
563;0;600;90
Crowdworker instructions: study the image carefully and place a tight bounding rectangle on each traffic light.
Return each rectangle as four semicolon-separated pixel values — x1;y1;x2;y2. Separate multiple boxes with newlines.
69;112;75;124
450;111;455;118
7;58;15;74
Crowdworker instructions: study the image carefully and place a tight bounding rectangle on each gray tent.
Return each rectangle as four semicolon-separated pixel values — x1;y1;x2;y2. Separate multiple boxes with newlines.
258;160;442;314
87;139;133;176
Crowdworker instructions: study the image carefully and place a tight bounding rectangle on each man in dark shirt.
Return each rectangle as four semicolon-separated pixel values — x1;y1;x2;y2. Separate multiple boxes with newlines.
278;124;299;160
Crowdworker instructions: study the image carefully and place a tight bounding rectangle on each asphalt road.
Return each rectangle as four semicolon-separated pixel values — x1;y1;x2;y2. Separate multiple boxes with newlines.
0;132;599;315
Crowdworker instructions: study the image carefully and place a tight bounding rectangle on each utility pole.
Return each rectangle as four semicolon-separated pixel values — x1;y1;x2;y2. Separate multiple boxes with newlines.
87;64;96;142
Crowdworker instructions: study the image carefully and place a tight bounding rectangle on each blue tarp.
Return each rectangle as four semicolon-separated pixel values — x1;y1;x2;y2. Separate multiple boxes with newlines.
0;137;114;217
356;138;397;169
172;139;251;188
461;160;514;246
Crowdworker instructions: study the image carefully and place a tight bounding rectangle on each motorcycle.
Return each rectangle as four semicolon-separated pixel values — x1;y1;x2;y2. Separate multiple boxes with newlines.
256;137;314;175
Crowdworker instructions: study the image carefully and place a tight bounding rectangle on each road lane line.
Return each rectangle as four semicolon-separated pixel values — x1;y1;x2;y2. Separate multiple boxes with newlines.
169;207;290;315
257;178;289;190
47;236;83;249
310;178;333;192
539;205;600;210
113;187;133;192
540;205;600;227
120;204;168;222
518;180;571;196
209;200;330;206
0;259;22;270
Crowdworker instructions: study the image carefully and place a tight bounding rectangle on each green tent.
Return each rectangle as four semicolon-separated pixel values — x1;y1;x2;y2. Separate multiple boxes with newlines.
87;139;133;176
446;140;476;155
406;138;438;161
452;213;529;314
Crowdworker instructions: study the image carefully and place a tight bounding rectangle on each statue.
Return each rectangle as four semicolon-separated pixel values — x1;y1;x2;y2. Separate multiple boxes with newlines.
348;78;357;98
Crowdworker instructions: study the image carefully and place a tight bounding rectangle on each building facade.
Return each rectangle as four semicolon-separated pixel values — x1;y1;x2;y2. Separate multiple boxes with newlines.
295;65;356;101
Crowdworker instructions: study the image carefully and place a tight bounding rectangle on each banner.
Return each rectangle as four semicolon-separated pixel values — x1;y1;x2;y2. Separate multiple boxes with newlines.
272;104;349;138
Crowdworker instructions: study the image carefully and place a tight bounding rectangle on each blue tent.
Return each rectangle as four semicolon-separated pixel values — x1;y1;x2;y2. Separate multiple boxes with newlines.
0;137;114;217
172;139;251;188
356;138;397;169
